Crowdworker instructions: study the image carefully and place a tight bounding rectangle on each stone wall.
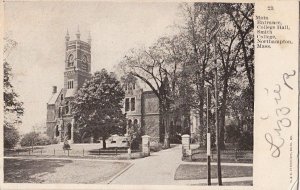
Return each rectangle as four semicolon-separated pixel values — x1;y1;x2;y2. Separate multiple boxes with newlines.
142;91;160;142
144;114;160;141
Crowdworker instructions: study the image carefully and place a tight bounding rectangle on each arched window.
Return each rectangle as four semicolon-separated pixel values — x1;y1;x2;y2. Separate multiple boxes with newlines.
55;125;59;137
58;107;62;118
128;119;132;126
68;54;74;67
133;119;139;131
67;124;72;140
65;101;70;114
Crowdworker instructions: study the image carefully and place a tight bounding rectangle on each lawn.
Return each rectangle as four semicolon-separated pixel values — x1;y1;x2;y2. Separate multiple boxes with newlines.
174;164;252;180
4;158;130;184
194;180;253;186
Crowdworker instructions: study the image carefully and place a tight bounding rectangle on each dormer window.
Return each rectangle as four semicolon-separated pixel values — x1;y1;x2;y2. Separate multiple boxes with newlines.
132;83;135;90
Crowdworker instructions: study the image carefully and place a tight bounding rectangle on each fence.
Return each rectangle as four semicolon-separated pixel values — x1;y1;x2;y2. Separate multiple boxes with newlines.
4;146;142;159
182;147;253;163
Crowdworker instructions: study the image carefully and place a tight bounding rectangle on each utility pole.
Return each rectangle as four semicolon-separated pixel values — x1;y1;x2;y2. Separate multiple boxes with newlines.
206;87;211;185
214;34;222;186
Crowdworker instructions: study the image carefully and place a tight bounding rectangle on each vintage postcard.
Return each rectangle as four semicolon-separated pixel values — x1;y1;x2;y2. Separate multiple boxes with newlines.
1;0;299;190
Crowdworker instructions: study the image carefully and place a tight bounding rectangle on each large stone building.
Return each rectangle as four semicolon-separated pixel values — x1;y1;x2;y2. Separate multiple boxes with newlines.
46;30;92;143
46;30;164;144
121;81;161;144
46;30;201;145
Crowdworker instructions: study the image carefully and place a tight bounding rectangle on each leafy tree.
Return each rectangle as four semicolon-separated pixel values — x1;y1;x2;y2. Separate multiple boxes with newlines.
120;35;188;148
72;69;126;149
20;131;51;147
127;120;142;150
190;3;254;149
3;37;24;149
119;3;254;151
4;62;24;127
4;125;20;149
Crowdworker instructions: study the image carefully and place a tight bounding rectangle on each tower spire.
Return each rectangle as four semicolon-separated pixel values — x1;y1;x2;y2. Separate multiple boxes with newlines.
76;25;80;40
65;29;70;41
88;31;92;45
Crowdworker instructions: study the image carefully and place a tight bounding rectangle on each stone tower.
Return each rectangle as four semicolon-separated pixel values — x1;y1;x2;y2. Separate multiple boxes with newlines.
46;29;92;144
64;28;92;94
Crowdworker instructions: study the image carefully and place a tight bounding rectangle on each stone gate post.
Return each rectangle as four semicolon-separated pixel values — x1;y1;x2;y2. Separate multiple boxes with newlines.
70;118;74;144
142;135;150;156
181;134;190;154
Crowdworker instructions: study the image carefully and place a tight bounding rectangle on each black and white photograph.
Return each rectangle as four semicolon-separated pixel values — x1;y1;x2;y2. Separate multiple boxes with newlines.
3;1;254;187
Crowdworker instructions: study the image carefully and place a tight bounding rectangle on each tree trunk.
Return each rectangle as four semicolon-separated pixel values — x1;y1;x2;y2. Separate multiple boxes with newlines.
241;37;254;91
163;112;170;148
102;137;106;149
219;76;229;150
198;71;205;147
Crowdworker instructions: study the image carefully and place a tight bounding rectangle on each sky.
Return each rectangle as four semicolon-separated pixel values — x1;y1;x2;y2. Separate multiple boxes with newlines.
4;1;182;134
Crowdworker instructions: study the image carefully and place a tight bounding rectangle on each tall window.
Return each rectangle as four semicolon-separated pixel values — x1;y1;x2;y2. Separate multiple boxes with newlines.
67;80;74;89
131;97;135;111
68;54;74;67
58;107;62;118
125;98;130;112
60;94;64;101
65;101;70;114
55;125;59;137
67;124;72;140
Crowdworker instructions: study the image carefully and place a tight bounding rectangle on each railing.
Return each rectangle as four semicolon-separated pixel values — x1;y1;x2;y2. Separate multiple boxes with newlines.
4;146;142;158
182;147;253;162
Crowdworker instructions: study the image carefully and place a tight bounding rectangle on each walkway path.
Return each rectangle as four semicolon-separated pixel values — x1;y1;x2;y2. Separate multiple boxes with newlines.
110;144;252;185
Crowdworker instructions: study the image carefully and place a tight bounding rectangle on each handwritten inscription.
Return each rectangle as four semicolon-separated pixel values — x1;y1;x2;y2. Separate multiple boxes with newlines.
261;70;295;158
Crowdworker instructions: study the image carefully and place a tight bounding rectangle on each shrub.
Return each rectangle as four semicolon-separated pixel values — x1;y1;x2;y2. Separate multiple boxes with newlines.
150;142;163;152
36;135;51;145
4;126;20;149
50;138;59;144
20;132;51;146
238;131;253;150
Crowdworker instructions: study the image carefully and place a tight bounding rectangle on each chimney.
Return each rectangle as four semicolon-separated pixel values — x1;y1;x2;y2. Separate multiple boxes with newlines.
52;86;57;94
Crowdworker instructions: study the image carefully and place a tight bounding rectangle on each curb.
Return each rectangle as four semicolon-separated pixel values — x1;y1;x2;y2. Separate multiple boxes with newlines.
106;162;134;184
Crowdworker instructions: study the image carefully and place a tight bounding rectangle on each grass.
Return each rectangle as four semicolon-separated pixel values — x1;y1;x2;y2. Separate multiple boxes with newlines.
194;181;253;186
4;158;130;184
4;144;144;160
174;164;252;180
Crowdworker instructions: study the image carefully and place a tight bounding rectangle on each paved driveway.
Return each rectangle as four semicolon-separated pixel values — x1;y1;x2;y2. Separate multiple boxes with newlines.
111;144;183;184
111;144;253;185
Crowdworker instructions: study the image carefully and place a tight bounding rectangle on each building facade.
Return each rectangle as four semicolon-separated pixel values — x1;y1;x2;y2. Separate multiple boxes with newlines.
46;30;92;143
46;30;163;144
122;81;161;144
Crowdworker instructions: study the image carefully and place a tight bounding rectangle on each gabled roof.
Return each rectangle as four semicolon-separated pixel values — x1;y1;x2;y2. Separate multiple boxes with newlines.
65;88;75;98
47;88;62;105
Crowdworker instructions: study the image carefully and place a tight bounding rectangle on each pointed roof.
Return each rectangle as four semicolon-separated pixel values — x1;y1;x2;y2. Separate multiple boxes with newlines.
48;88;63;105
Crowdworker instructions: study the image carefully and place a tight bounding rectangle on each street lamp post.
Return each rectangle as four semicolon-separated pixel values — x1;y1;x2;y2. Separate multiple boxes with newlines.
206;87;211;185
214;34;222;186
